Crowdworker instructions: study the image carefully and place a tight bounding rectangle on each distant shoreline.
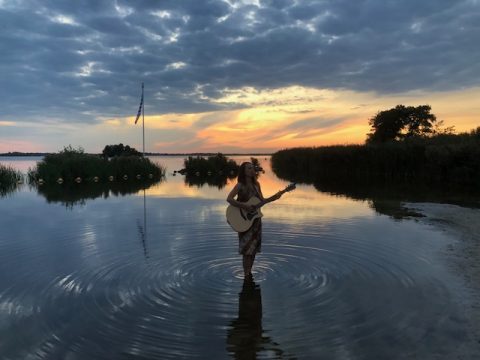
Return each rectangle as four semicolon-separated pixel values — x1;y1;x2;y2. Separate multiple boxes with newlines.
0;152;272;157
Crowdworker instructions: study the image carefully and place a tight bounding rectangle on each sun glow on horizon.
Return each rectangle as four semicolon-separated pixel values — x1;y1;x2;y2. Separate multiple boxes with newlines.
136;85;479;153
2;86;478;154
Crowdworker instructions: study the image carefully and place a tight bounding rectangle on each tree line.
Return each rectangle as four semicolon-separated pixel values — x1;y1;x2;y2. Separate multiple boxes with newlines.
271;104;480;191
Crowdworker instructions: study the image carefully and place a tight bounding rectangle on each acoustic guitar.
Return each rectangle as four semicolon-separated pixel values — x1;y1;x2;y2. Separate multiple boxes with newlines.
226;183;296;232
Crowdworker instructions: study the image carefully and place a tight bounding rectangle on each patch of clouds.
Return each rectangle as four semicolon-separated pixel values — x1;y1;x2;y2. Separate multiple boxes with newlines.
166;62;187;70
50;14;77;25
0;0;479;129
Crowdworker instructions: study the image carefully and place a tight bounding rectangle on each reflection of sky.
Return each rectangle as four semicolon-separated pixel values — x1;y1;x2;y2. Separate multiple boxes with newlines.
0;156;40;172
0;156;474;358
144;156;373;222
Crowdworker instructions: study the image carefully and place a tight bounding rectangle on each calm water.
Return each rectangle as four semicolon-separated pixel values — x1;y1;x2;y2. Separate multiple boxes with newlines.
0;156;474;359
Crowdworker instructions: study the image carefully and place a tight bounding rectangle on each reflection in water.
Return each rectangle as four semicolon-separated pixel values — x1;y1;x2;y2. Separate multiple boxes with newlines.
136;189;148;259
184;166;264;190
273;163;480;218
184;172;237;189
311;179;480;218
227;279;286;360
1;156;477;358
0;182;20;197
35;178;164;208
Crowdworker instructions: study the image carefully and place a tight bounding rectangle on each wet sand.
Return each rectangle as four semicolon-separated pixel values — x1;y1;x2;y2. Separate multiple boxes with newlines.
405;203;480;359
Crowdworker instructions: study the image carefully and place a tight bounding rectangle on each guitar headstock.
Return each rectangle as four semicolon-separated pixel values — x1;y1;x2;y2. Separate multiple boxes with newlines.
283;182;296;193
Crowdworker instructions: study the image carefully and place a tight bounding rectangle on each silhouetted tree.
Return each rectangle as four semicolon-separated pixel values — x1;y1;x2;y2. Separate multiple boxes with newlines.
102;143;142;157
366;105;438;144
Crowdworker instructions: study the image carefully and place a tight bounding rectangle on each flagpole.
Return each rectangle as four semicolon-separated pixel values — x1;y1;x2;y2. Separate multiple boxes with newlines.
142;82;145;156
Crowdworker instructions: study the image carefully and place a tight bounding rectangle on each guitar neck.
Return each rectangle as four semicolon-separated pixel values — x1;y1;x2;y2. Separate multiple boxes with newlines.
259;189;287;207
254;183;295;209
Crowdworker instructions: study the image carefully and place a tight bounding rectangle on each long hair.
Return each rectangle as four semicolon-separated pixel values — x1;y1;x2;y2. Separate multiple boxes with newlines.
238;162;258;186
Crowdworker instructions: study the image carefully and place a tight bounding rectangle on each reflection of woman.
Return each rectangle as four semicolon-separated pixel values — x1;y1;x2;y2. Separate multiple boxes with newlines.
226;278;285;359
226;278;263;359
227;162;281;278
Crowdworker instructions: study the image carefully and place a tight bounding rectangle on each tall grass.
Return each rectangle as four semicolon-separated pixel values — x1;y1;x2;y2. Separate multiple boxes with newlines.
183;153;239;176
27;147;165;184
0;164;23;196
271;130;480;189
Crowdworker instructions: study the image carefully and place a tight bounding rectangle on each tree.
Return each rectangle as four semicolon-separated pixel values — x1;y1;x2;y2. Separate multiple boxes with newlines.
102;143;142;157
366;105;438;144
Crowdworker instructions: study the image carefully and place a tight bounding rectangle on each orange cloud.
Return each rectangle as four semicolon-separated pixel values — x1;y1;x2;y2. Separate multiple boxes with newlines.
88;84;479;154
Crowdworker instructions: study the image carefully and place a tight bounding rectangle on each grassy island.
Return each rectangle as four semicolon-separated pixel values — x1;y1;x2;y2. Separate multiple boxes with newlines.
28;146;165;185
180;153;239;189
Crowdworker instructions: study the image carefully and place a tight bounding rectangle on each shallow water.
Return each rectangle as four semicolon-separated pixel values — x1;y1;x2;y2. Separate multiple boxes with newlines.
0;156;473;359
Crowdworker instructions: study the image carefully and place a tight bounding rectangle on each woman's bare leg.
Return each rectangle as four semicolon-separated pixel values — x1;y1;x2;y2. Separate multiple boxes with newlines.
243;254;256;277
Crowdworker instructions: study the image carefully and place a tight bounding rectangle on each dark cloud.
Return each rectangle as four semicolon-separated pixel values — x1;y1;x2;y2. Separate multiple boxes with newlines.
1;0;479;125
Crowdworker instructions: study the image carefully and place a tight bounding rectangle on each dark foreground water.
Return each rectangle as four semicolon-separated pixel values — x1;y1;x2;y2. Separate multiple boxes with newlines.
0;156;475;359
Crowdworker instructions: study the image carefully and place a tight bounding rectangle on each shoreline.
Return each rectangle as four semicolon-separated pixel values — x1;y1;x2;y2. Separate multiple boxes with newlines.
0;152;273;157
405;202;480;356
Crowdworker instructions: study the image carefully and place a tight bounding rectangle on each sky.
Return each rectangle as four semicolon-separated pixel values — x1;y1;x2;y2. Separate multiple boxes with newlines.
0;0;479;154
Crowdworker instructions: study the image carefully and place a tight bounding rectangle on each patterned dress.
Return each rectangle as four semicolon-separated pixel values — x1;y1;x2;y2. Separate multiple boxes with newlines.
236;183;262;255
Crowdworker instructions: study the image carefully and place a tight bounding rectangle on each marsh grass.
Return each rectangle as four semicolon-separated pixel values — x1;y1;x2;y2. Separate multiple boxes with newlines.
271;131;480;189
0;164;23;196
27;147;165;184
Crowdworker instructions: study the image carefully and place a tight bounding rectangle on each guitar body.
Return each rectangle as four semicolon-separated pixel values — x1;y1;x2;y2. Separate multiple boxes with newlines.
226;197;264;233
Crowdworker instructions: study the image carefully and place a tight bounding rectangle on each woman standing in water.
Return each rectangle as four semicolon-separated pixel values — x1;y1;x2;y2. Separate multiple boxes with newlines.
227;162;282;278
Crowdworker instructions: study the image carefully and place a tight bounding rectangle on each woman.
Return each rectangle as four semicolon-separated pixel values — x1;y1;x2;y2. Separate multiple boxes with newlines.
227;162;282;278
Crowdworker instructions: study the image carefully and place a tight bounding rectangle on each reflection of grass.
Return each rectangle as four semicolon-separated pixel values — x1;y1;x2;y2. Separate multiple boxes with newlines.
27;147;165;184
313;175;480;219
0;164;23;196
272;137;480;219
36;178;164;208
182;153;239;189
184;172;236;189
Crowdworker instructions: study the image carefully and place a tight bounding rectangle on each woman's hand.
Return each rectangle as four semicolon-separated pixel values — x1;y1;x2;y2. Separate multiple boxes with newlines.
273;191;282;200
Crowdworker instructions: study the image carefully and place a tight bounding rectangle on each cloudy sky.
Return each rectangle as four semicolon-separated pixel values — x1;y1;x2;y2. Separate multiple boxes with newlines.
1;0;479;153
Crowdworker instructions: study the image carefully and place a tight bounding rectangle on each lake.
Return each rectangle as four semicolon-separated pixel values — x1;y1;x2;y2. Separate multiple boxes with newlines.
0;156;476;359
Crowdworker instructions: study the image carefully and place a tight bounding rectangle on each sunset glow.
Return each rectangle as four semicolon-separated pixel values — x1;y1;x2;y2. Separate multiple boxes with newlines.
1;1;478;153
113;86;480;153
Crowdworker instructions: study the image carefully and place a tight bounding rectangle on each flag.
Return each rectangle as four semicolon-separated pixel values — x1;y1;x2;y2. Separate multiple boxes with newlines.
135;83;144;124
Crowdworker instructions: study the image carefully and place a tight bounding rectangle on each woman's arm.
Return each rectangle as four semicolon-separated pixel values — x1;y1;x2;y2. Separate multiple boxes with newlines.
227;183;250;210
255;182;265;201
256;182;281;203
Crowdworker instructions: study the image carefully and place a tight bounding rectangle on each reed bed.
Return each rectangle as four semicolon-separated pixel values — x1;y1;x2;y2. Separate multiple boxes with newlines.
271;131;480;189
0;164;23;196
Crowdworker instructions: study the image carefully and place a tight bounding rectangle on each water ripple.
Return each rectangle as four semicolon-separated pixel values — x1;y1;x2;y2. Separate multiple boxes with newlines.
0;213;467;359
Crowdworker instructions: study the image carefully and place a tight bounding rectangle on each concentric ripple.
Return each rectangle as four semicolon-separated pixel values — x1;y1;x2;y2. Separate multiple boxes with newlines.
0;195;470;359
